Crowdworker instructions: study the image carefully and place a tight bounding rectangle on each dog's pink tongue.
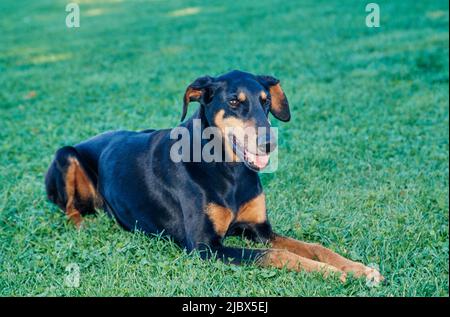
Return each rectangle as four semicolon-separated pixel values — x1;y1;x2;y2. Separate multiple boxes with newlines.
254;154;269;169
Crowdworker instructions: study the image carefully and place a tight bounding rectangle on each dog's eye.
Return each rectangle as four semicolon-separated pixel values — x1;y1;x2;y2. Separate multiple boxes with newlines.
229;99;240;108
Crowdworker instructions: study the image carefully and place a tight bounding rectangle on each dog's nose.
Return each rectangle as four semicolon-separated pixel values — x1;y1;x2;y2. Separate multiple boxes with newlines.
257;133;277;154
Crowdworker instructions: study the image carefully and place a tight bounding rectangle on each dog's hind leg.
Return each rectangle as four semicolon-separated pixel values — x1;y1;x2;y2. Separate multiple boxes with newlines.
45;146;101;227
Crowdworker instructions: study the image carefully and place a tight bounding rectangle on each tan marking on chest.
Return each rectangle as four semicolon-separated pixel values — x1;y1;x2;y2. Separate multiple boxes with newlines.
236;193;266;224
205;203;234;236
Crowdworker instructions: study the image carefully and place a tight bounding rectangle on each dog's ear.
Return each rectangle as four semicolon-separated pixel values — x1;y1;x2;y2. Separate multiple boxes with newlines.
256;75;290;122
181;76;215;122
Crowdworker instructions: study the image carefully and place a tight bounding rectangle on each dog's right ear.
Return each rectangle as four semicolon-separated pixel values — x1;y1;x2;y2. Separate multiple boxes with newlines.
181;76;215;122
256;75;290;122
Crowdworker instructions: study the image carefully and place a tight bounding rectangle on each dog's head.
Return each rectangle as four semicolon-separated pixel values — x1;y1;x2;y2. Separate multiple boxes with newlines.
182;70;290;171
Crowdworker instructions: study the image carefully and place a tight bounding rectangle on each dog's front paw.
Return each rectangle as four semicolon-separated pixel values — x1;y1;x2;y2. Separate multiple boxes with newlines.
342;264;384;286
363;266;384;286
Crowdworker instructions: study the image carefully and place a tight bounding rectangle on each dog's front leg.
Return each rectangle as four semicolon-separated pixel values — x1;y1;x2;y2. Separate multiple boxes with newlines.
256;248;347;281
198;245;346;282
270;234;384;284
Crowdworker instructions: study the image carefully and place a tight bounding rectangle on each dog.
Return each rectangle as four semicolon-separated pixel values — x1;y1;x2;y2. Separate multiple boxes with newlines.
45;70;383;283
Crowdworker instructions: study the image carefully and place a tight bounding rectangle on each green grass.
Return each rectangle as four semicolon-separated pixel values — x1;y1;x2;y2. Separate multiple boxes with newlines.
0;0;448;296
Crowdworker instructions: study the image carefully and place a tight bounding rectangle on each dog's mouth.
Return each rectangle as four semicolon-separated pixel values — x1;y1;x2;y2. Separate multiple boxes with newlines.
229;135;270;172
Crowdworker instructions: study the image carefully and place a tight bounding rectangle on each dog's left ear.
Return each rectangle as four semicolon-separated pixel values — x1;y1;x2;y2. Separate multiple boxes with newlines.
181;76;215;122
257;75;290;122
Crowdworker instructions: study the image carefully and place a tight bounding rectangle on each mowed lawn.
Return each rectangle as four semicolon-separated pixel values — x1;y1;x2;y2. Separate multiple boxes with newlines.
0;0;448;296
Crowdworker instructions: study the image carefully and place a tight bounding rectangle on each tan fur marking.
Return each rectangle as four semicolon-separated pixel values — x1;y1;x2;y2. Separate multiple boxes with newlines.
269;84;285;113
214;109;248;130
236;193;266;224
65;159;82;226
184;87;202;104
65;158;101;227
214;109;241;162
270;234;384;281
70;158;97;202
205;203;234;236
260;91;267;100
270;234;317;258
238;92;246;102
214;109;260;163
258;249;345;281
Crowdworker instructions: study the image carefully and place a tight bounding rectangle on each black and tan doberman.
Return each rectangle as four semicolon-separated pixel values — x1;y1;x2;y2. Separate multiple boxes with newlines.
45;70;383;283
